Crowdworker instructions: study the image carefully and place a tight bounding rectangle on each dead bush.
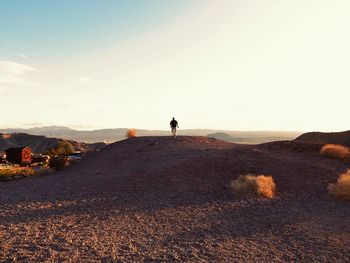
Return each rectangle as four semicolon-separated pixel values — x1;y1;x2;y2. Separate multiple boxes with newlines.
328;169;350;200
230;174;276;198
126;129;137;138
320;144;349;160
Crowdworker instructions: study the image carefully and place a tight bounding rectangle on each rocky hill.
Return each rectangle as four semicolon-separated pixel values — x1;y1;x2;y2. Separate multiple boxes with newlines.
0;133;106;153
0;136;349;261
295;130;350;147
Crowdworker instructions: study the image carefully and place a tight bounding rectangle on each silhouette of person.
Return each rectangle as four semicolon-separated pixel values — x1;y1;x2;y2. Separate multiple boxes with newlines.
170;117;179;137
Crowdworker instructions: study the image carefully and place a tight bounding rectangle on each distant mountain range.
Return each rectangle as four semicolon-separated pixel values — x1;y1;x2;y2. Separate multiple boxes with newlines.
0;126;302;144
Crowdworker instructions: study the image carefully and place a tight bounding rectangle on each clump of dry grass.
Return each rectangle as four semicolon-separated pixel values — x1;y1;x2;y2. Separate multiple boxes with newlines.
328;169;350;200
126;129;137;138
0;166;34;181
320;144;349;160
230;174;276;198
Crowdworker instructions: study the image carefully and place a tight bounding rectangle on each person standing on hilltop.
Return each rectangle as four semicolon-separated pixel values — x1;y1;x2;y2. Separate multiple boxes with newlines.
170;117;179;137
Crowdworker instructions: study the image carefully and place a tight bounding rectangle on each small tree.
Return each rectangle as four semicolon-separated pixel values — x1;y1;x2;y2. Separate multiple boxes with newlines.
48;141;74;170
51;141;74;156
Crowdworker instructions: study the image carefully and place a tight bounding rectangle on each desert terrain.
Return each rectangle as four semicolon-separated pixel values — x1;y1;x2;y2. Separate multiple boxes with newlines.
0;136;349;262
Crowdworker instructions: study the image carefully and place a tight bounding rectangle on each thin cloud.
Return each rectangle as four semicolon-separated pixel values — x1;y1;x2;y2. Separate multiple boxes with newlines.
18;53;28;59
0;61;37;75
0;60;38;86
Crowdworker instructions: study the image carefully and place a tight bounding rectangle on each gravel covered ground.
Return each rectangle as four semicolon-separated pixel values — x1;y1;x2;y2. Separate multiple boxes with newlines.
0;136;349;262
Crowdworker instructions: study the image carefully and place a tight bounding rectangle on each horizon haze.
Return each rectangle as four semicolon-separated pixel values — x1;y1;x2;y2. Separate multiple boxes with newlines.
0;125;302;144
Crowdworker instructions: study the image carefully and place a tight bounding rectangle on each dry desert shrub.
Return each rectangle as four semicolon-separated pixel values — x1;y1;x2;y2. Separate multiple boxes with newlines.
328;169;350;200
126;129;137;138
0;166;34;181
320;144;349;160
230;174;276;198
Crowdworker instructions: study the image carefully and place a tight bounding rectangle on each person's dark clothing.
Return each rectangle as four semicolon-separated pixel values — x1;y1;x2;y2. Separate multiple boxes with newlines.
170;120;178;128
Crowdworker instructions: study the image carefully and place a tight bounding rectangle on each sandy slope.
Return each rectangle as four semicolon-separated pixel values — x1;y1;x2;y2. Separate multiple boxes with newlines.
0;136;349;262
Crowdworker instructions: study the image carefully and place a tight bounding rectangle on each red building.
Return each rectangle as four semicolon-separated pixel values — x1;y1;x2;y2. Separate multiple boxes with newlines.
5;147;32;165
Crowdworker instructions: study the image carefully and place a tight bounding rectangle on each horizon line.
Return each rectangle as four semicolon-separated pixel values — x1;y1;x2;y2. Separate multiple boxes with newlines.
0;124;328;133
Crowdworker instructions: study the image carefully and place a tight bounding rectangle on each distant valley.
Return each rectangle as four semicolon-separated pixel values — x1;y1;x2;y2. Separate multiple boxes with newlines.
0;126;302;144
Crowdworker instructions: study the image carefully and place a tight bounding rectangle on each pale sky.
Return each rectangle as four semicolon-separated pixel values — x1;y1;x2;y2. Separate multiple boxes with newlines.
1;0;349;131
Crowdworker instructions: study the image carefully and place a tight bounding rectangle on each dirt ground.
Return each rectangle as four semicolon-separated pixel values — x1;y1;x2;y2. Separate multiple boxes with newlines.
0;136;349;262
